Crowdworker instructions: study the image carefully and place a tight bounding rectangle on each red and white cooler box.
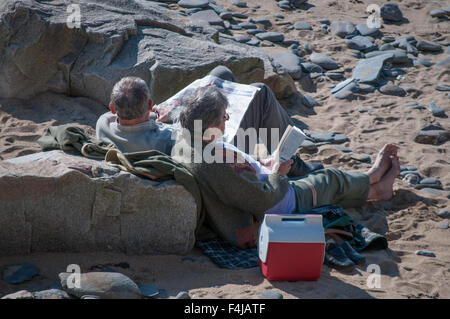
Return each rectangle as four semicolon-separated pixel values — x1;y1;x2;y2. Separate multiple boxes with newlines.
258;214;325;281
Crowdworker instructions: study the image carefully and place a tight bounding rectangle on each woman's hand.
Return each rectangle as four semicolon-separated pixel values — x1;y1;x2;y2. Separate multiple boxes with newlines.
273;159;293;176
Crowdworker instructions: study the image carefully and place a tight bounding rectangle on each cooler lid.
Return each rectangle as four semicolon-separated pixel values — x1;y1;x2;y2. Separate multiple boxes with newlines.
258;214;325;263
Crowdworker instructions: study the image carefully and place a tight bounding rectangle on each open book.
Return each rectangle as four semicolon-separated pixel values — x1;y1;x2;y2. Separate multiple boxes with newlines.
273;125;308;162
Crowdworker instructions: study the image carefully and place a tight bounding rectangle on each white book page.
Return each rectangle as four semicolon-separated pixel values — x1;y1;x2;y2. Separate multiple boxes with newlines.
276;126;307;161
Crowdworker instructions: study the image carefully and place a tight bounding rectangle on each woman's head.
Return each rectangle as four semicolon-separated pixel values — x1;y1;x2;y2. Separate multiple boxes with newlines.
179;86;229;141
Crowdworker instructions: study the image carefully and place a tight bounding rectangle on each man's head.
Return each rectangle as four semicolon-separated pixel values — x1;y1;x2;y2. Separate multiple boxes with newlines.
109;77;152;122
179;86;229;140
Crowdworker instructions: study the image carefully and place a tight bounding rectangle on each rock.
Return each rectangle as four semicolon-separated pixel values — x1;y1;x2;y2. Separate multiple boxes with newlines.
356;84;376;93
303;95;319;107
416;41;442;52
400;165;418;172
291;0;308;8
191;9;225;26
325;71;344;80
219;11;233;20
330;21;356;38
273;51;304;80
429;10;447;18
351;154;371;163
81;295;101;299
415;178;443;190
437;220;449;230
436;85;450;91
382;36;396;43
260;290;283;299
403;173;420;186
415;250;436;258
284;39;300;46
32;289;70;299
0;151;197;255
379;84;406;96
310;53;339;70
414;130;450;145
0;0;273;105
309;132;349;144
435;56;450;69
246;39;260;47
334;145;352;153
262;73;297;100
318;19;331;25
301;63;323;74
232;12;248;19
59;272;142;299
437;209;450;218
294;21;312;30
247;29;264;35
232;0;247;8
234;35;251;43
352;53;393;84
1;290;33;299
414;58;433;67
345;36;377;52
139;285;160;298
238;22;257;29
392;37;418;56
427;102;446;117
380;3;404;22
420;188;445;197
366;50;409;64
175;291;191;299
380;43;395;51
356;23;379;37
255;32;285;43
331;78;358;99
177;0;209;9
2;263;39;284
278;1;291;10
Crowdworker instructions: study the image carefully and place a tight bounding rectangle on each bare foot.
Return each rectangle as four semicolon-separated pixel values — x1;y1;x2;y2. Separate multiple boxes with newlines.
367;155;400;201
366;144;398;184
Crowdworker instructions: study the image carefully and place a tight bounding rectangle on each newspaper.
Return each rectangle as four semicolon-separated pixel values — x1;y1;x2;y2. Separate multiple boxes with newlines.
273;125;307;162
155;75;260;143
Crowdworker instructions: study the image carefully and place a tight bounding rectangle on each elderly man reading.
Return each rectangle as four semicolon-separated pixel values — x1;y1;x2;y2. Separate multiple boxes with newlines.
96;66;321;177
174;86;400;249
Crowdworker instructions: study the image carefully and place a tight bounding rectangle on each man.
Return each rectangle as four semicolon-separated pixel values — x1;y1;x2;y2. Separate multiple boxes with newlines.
96;66;320;176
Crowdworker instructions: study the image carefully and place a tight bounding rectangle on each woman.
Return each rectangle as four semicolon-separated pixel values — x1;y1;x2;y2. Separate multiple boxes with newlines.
175;86;400;248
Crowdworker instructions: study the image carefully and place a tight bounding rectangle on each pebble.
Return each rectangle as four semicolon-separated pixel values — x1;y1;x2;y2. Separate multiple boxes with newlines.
403;173;420;186
380;43;395;51
416;41;442;52
309;132;349;144
429;10;447;18
175;291;191;299
330;21;356;38
331;78;358;99
178;0;210;9
414;129;450;145
345;35;377;52
436;85;450;91
232;13;248;19
382;36;396;43
437;209;450;218
420;188;444;197
234;35;251;43
309;53;339;70
404;102;425;110
259;290;283;299
351;154;371;163
81;295;101;299
231;0;247;8
219;12;233;20
379;84;406;96
436;220;449;230
59;272;142;299
380;3;404;22
356;84;376;93
413;58;433;67
294;21;312;30
352;52;393;83
255;32;284;43
334;145;352;153
325;71;344;80
356;23;379;37
400;165;418;172
415;250;436;258
191;10;224;27
246;39;260;47
32;289;70;299
415;178;442;190
273;51;304;79
2;263;39;284
1;290;33;299
139;285;160;298
317;18;330;25
278;1;291;10
427;102;445;117
399;170;420;178
301;62;323;74
284;39;300;46
254;18;271;27
238;22;257;29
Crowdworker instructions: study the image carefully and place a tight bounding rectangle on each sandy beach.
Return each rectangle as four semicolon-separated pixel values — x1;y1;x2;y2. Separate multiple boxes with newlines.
0;0;449;299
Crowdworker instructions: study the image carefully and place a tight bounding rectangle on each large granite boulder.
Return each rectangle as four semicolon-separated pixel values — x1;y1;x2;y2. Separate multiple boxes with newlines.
0;150;197;255
0;0;282;105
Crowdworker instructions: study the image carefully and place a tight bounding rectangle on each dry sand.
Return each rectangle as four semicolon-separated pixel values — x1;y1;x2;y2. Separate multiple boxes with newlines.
0;0;449;299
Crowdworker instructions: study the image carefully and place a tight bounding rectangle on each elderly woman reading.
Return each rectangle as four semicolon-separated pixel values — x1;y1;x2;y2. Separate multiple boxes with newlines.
173;86;399;249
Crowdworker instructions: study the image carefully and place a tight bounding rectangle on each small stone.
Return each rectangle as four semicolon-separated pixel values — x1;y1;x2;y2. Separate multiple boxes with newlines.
379;84;406;96
294;21;312;30
415;178;442;190
273;51;304;80
260;290;283;299
414;58;433;67
416;41;442;52
247;29;264;35
232;13;248;19
436;220;449;229
178;0;210;9
403;173;420;186
301;62;323;73
351;154;371;163
352;53;394;83
382;36;395;43
356;23;379;37
400;165;418;172
346;35;377;52
246;39;260;47
190;10;224;27
356;84;376;93
234;35;251;43
380;43;395;51
334;145;352;153
284;39;300;46
1;290;33;299
254;19;272;27
415;250;436;258
255;32;284;43
380;3;404;22
310;53;339;70
429;10;447;18
238;22;257;29
330;21;356;38
59;272;142;299
81;295;101;299
414;129;450;145
219;12;233;20
427;102;445;117
436;85;450;91
139;285;160;298
318;19;331;25
437;209;450;218
32;289;70;299
2;263;39;284
175;291;191;299
232;0;247;8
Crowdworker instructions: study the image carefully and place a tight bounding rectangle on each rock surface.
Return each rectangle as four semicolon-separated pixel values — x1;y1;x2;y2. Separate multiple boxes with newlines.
0;0;286;105
0;151;198;255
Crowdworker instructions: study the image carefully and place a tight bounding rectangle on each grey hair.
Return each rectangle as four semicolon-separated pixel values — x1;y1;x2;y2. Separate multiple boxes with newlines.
178;86;228;137
110;77;151;120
